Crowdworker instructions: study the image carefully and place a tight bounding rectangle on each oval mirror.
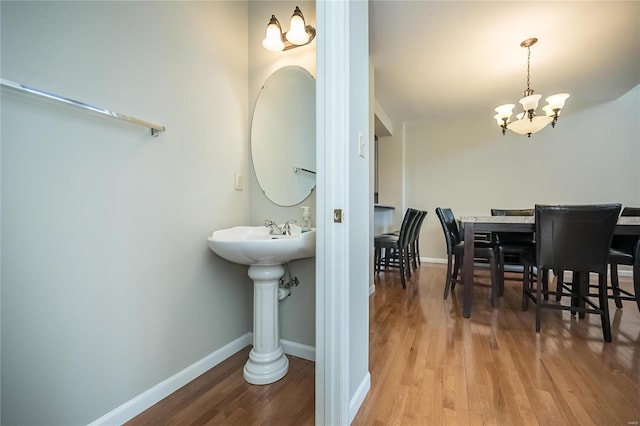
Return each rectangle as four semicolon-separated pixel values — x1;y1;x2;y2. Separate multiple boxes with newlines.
251;66;316;206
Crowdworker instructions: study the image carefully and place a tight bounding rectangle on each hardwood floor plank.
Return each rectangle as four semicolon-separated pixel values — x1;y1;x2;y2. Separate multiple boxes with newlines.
129;264;639;425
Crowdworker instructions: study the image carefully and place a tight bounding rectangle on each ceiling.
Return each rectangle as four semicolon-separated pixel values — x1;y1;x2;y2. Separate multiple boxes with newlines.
369;1;640;125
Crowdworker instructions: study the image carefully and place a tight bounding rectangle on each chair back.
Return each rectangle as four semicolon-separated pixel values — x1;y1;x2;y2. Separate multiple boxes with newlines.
398;208;419;248
611;207;640;254
409;210;428;243
535;204;621;273
435;207;460;255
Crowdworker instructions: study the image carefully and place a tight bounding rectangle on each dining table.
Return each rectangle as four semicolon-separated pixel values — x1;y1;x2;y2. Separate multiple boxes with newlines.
458;215;640;318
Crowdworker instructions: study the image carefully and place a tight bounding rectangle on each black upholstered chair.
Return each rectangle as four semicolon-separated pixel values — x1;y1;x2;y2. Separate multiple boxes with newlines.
609;207;640;311
382;209;427;272
436;207;500;307
408;210;428;270
375;208;420;288
522;204;621;342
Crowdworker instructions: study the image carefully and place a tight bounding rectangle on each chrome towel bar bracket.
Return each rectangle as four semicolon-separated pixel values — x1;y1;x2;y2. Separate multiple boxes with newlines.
293;166;316;175
0;77;166;137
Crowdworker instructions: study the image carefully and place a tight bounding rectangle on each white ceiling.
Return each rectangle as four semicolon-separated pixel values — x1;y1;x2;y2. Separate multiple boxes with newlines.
369;1;640;125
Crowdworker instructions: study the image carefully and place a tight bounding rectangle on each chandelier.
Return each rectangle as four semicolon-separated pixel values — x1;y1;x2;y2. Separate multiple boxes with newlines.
494;38;569;137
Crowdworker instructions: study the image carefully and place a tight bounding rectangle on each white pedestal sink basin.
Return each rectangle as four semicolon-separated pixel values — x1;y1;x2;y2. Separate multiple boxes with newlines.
207;223;315;385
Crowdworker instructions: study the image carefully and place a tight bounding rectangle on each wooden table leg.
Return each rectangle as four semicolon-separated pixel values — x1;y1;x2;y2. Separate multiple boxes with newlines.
463;221;475;318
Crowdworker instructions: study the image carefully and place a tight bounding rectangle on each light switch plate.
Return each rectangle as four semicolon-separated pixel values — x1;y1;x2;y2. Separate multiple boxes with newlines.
358;132;366;158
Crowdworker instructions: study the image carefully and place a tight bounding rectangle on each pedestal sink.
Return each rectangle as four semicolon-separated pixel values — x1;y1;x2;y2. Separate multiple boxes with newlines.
207;223;315;385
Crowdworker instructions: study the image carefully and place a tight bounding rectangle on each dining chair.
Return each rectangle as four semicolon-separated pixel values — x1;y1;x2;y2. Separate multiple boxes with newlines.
608;206;640;312
436;207;500;307
491;208;535;295
408;210;428;270
381;209;427;272
521;204;621;342
375;208;420;288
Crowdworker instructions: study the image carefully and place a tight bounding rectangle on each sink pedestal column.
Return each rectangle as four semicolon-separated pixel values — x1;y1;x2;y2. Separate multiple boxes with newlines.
244;264;289;385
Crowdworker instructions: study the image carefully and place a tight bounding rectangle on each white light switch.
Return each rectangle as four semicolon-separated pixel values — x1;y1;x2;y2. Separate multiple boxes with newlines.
234;172;243;191
358;132;366;158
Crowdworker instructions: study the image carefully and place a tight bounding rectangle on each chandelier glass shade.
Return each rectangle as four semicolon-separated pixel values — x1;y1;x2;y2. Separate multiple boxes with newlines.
494;38;569;137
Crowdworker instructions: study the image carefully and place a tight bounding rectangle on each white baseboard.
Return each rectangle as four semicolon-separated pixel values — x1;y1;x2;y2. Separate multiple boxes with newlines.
281;339;316;361
89;333;317;425
349;372;371;424
88;333;252;425
422;257;446;264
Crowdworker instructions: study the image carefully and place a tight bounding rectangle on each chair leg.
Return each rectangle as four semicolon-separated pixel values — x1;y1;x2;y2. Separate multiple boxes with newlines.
384;249;390;270
444;254;453;299
415;240;421;266
399;248;407;289
535;272;542;332
490;254;499;308
555;269;564;301
404;248;412;279
542;269;549;301
634;261;640;313
610;263;623;309
522;262;530;311
598;274;612;342
451;255;460;291
374;247;380;273
578;273;587;320
498;248;505;297
411;243;418;270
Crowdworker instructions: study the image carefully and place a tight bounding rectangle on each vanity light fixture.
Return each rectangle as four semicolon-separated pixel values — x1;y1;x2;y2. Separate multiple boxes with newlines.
262;6;316;52
494;38;569;138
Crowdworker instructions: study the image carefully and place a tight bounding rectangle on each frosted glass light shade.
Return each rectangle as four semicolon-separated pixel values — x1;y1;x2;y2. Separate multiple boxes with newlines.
494;104;515;120
285;6;309;46
286;12;308;45
262;17;284;51
542;105;555;117
519;94;542;111
516;112;525;120
494;114;505;125
545;93;570;111
507;115;553;135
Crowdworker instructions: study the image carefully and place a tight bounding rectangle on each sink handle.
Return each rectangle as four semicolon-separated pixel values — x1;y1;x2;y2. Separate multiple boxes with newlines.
265;220;284;235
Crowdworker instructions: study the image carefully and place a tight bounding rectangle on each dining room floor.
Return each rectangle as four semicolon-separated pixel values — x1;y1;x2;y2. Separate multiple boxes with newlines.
354;263;640;425
127;263;640;425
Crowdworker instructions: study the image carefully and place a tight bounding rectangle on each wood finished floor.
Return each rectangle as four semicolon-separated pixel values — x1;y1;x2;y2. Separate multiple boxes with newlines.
128;263;640;425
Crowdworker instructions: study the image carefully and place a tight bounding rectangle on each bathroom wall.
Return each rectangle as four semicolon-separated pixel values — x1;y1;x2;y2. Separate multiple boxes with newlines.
1;2;252;425
247;1;317;348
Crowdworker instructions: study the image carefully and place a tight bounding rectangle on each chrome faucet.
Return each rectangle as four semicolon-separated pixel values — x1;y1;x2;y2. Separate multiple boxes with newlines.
265;220;284;235
282;220;296;235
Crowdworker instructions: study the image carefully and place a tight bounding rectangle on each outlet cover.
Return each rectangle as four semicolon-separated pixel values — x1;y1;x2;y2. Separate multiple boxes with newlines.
234;172;243;191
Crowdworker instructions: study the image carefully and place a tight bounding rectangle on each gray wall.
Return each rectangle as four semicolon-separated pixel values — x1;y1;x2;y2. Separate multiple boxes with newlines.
377;126;404;229
1;2;253;424
247;1;316;347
